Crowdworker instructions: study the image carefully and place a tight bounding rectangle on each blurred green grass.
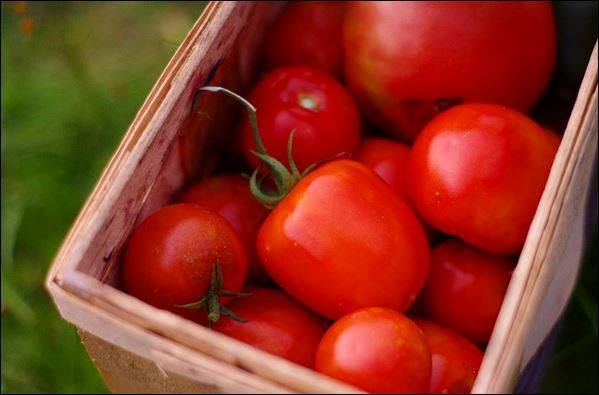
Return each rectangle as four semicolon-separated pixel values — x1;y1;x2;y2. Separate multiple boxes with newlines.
1;2;205;392
0;1;596;394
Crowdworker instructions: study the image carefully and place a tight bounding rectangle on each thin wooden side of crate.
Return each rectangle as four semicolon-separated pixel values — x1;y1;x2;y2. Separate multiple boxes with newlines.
55;270;362;393
473;42;598;394
47;282;291;393
78;330;219;394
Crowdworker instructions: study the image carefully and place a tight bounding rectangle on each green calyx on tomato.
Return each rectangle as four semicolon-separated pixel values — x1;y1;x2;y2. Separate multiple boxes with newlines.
199;86;329;209
176;262;250;325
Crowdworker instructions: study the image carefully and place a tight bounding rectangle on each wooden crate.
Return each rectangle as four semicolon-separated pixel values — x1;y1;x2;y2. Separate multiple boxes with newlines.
45;2;598;393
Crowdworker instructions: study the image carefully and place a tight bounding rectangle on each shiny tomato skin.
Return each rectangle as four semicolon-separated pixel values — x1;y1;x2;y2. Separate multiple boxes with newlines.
421;239;513;344
179;174;268;282
354;138;439;243
212;288;327;368
315;307;432;393
241;67;361;173
408;103;560;254
257;159;430;319
344;1;556;141
354;138;411;198
262;2;345;77
122;204;248;322
413;318;484;394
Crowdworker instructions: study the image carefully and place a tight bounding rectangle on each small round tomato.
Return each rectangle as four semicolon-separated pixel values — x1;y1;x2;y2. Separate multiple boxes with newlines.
413;318;484;394
408;103;560;254
354;138;411;198
262;2;345;77
212;288;327;368
122;204;248;323
179;174;268;282
315;307;431;393
421;239;513;344
354;138;439;243
257;159;430;319
241;66;361;173
343;1;556;140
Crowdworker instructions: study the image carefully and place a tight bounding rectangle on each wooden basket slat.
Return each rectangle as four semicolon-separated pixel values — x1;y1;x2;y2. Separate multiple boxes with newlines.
47;278;293;394
56;270;364;393
79;330;220;394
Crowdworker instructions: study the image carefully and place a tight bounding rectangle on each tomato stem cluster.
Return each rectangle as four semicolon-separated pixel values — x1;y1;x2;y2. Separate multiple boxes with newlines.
176;262;250;325
199;86;311;209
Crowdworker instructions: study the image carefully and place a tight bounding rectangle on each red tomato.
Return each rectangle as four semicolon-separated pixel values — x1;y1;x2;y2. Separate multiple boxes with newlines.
421;239;513;344
408;103;560;254
212;288;327;368
354;138;411;198
262;2;345;77
413;318;484;394
122;204;248;323
315;307;432;393
241;67;361;173
344;1;556;141
354;138;439;243
179;174;268;282
257;159;430;319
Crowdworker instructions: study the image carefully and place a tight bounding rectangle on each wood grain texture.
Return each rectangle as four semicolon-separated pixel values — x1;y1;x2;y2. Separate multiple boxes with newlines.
79;330;220;394
48;280;290;393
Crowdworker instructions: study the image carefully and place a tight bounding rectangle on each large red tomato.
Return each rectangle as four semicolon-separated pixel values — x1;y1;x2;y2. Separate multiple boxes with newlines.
241;66;361;173
212;288;327;368
315;307;432;393
421;239;514;344
344;1;556;141
257;159;430;320
408;103;560;254
122;204;248;323
413;318;484;394
179;174;268;282
262;2;345;77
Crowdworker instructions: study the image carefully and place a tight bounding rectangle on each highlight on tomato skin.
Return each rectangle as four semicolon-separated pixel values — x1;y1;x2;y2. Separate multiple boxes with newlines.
240;66;361;174
261;1;346;77
179;174;269;283
211;288;328;368
420;238;514;344
122;204;248;323
315;307;432;394
343;1;556;141
407;103;560;255
257;159;431;320
413;318;484;394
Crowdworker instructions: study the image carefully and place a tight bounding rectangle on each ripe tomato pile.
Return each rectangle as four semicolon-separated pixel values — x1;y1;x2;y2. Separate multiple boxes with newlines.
122;2;560;393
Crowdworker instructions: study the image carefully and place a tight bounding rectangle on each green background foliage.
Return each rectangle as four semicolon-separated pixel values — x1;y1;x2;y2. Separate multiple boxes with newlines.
1;2;206;392
1;1;596;393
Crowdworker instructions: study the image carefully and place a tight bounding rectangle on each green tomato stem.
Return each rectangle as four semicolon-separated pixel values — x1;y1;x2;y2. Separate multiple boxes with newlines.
198;86;320;209
198;86;267;156
176;262;250;324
